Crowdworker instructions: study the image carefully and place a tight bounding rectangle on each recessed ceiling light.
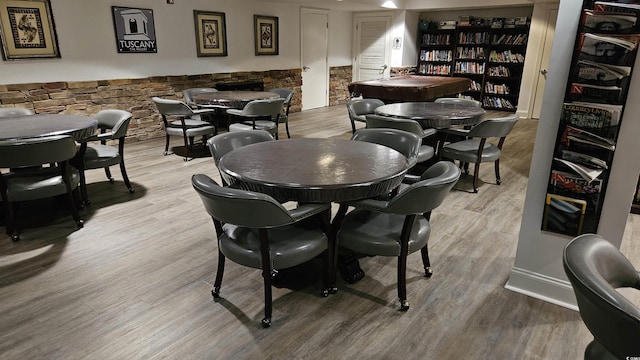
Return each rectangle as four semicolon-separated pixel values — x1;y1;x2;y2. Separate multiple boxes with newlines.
381;1;397;9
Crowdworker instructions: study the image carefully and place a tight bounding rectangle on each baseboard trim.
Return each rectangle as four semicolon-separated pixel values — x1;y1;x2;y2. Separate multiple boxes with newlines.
505;266;578;311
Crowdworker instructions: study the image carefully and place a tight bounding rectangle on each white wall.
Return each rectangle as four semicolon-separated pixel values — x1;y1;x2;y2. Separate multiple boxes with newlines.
0;0;353;85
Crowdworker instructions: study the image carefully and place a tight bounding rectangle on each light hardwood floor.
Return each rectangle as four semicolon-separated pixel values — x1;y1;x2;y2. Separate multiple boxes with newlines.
1;106;639;359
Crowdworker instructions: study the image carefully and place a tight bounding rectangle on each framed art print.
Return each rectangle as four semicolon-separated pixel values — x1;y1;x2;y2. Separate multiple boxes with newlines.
254;14;278;56
111;6;157;53
194;10;227;57
0;0;60;60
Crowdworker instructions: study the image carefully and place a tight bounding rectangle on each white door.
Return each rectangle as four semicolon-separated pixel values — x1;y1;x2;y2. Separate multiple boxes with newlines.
301;9;329;110
532;7;559;119
353;15;391;81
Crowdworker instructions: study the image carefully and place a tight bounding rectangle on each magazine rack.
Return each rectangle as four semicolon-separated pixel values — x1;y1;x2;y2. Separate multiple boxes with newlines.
541;0;640;236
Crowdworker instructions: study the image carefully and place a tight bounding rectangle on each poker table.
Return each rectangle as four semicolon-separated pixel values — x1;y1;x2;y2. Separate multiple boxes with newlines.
348;75;471;103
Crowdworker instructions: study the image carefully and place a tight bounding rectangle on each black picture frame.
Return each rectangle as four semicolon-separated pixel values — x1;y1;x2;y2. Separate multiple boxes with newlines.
0;0;60;60
193;10;227;57
111;6;157;54
254;14;278;56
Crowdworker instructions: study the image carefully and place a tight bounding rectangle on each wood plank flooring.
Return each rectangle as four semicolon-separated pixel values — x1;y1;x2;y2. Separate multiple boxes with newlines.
1;105;638;359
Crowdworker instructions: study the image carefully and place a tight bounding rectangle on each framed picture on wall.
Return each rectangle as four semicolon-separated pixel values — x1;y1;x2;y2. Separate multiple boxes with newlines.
111;6;157;53
193;10;227;57
254;14;278;56
0;0;60;60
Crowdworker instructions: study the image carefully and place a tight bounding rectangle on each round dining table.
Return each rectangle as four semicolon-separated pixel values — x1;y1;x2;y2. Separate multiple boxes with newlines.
0;114;98;141
218;138;410;203
375;102;486;128
192;90;280;109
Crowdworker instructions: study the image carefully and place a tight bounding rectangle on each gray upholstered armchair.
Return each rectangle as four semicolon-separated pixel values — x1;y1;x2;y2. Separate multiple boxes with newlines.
563;234;640;359
346;98;385;134
334;161;460;311
0;135;83;241
192;174;331;328
79;109;134;204
438;114;518;193
206;130;274;185
226;98;286;139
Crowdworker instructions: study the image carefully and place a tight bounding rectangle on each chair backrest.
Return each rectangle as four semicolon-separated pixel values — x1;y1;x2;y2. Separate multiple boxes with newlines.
385;161;461;215
152;97;194;117
364;114;426;138
268;88;294;109
563;234;640;359
0;135;77;168
192;174;296;228
241;98;286;118
95;109;132;138
207;130;274;167
351;128;421;166
434;97;482;107
467;114;518;139
183;88;218;106
0;107;34;117
347;98;385;119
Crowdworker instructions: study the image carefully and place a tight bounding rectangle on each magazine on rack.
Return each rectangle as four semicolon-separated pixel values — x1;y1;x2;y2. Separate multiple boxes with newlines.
550;170;602;194
578;33;640;66
554;158;605;183
574;60;630;86
582;9;637;33
561;102;622;138
561;149;608;169
568;82;625;104
542;193;587;236
594;2;640;17
562;125;616;151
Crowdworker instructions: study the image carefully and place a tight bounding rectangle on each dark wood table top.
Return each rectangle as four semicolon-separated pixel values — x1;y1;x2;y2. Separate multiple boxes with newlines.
375;102;486;128
192;90;279;109
0;114;98;141
218;138;409;203
348;75;471;103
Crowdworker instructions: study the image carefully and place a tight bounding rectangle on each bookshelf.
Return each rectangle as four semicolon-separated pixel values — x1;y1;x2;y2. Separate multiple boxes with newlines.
417;19;530;112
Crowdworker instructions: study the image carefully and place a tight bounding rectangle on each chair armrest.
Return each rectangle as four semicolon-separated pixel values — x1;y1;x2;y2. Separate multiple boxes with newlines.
423;128;437;137
288;203;331;221
402;174;421;184
193;108;219;115
226;109;243;116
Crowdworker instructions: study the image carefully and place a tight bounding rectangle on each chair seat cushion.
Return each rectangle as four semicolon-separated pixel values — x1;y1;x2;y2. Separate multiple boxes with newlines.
83;144;121;169
229;121;277;134
441;139;501;163
165;125;216;137
4;167;80;202
338;209;430;257
170;118;211;128
219;221;327;270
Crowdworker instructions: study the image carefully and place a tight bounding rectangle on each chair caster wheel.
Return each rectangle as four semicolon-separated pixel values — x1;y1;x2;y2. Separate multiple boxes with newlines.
424;267;433;278
400;300;410;311
321;289;329;297
128;188;135;194
496;179;502;185
329;287;338;295
108;178;115;183
163;151;169;156
76;220;84;229
11;234;19;242
83;199;91;206
262;317;272;328
211;287;221;301
473;188;479;193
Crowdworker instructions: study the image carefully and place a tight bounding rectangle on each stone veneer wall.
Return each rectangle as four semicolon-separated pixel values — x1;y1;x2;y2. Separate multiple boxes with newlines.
0;69;302;142
0;66;356;142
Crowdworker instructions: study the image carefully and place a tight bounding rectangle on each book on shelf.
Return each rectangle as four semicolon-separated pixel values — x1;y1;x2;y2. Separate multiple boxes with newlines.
578;33;640;66
582;10;637;33
561;125;616;151
550;170;602;195
439;20;457;29
542;193;587;236
574;60;630;86
568;82;625;104
561;102;622;138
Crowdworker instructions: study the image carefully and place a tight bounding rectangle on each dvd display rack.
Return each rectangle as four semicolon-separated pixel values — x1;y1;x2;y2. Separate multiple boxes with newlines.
417;18;530;111
541;1;640;236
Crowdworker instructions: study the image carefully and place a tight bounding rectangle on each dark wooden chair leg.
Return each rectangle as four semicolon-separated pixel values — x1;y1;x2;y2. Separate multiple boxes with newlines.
495;159;502;185
212;250;225;300
420;245;433;278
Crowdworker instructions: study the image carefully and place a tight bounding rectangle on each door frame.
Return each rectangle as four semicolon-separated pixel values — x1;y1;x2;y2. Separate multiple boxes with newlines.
352;12;393;82
300;7;329;110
